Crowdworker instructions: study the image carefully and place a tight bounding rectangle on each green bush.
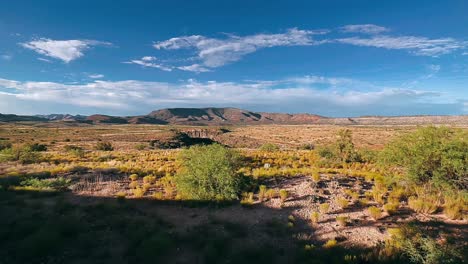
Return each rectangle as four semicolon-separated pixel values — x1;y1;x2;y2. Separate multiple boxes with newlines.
20;177;71;190
64;145;83;152
298;143;314;150
317;129;361;163
259;143;280;152
380;126;467;191
26;143;47;152
334;129;360;163
0;146;42;164
0;140;12;151
95;141;114;151
175;144;242;200
64;145;85;158
134;144;146;150
317;146;335;159
359;149;379;163
387;225;464;264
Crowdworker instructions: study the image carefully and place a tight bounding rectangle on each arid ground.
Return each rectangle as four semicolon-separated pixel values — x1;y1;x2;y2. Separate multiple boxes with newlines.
0;123;466;264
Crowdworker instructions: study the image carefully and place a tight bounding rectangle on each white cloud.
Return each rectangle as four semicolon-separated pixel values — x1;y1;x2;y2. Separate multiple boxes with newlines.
286;75;354;86
0;76;463;116
124;56;173;71
20;38;111;63
141;56;156;61
152;28;328;70
427;64;441;73
340;24;389;34
177;64;211;73
138;27;468;72
337;35;467;56
1;54;12;61
89;74;104;79
37;57;52;63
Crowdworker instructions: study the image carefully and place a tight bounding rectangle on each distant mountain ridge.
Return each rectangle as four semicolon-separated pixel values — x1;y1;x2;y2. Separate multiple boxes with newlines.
147;108;323;125
0;108;467;126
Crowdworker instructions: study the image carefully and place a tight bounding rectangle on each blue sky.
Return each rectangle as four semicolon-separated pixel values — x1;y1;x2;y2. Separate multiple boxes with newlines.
0;0;467;117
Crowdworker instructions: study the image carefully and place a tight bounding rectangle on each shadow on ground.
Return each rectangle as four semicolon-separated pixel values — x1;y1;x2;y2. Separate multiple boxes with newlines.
0;187;408;264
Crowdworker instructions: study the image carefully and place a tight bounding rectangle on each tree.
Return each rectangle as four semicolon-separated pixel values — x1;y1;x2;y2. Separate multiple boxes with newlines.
175;144;242;200
380;126;467;191
334;129;360;163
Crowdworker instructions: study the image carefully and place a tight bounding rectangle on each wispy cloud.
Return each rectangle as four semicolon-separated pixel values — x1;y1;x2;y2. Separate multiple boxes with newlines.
176;64;211;73
89;74;104;79
124;56;173;71
403;64;441;89
340;24;389;34
152;28;328;72
131;26;468;72
37;57;52;63
1;54;12;61
337;35;467;56
20;38;111;63
0;76;463;116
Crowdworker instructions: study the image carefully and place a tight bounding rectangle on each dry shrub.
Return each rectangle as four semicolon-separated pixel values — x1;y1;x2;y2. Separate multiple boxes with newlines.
368;206;382;220
240;192;254;206
323;239;337;248
345;189;359;202
164;186;175;199
336;197;349;209
265;189;278;200
388;187;406;202
310;211;320;224
336;216;348;227
279;189;288;206
133;187;145;198
383;202;399;215
129;181;139;189
408;196;438;214
319;203;330;214
443;196;466;220
359;198;369;206
115;191;126;201
143;175;156;184
371;189;385;205
258;185;267;202
143;183;151;192
311;170;320;182
153;192;164;200
129;174;139;181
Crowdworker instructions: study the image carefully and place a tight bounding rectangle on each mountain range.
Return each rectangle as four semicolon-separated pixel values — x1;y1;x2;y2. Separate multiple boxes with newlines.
1;108;467;126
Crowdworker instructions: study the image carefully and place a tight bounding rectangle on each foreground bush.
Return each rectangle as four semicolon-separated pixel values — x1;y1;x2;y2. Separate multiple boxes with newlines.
20;177;71;191
175;144;242;200
386;225;464;264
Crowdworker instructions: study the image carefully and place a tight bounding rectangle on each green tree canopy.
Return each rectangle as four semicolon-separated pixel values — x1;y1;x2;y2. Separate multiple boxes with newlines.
380;126;468;191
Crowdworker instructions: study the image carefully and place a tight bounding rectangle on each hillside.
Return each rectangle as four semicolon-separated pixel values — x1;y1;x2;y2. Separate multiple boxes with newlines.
0;114;47;122
0;108;467;126
147;107;324;125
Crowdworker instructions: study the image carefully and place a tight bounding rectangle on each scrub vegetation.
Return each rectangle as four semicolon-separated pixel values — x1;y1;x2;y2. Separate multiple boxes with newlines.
0;123;466;264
